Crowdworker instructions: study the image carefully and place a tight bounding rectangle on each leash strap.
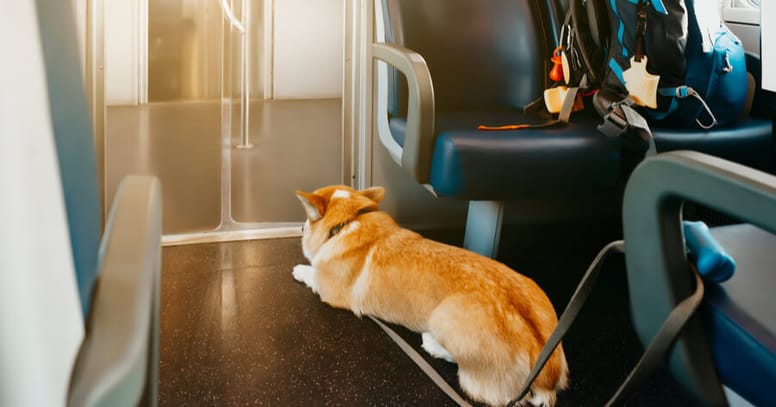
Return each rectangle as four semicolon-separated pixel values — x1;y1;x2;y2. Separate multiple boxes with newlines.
604;266;705;406
371;240;705;407
507;240;626;406
368;316;474;407
507;240;703;406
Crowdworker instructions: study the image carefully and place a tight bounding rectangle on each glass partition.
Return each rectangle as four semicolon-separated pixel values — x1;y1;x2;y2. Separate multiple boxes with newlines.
106;0;343;242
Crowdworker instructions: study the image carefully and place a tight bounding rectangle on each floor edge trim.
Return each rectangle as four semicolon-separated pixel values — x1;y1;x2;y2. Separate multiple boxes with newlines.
162;225;303;246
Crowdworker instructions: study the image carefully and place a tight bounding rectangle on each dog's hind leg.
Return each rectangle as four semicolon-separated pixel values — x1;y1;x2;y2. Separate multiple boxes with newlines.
427;296;538;406
421;333;455;363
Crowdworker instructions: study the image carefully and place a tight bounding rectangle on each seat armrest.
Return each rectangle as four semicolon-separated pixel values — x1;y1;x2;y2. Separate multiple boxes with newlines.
68;176;162;407
622;150;776;404
372;42;435;183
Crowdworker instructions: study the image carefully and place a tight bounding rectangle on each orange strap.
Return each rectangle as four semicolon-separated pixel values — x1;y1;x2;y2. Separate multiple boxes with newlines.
477;124;536;131
477;120;564;131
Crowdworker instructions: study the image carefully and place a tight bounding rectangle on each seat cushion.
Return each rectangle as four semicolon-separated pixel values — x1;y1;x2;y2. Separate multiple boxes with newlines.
390;110;623;200
705;224;776;407
653;117;774;174
390;112;773;201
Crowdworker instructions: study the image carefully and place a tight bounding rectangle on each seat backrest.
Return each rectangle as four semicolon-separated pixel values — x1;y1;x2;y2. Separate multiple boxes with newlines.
38;0;103;317
0;2;88;406
381;0;561;115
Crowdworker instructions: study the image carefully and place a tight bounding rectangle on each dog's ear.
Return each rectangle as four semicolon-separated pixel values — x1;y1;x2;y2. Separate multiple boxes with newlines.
359;186;385;205
296;191;326;221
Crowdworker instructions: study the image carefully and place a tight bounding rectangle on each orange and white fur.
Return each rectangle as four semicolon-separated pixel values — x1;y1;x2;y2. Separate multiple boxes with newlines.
293;185;568;406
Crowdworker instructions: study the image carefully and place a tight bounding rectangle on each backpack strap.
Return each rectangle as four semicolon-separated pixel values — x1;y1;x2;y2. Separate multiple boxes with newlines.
657;86;718;129
478;0;598;132
596;93;657;156
477;75;587;131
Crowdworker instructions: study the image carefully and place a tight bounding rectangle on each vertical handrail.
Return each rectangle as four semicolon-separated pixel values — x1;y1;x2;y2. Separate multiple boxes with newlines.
87;0;107;227
219;0;245;33
218;0;252;149
238;0;252;148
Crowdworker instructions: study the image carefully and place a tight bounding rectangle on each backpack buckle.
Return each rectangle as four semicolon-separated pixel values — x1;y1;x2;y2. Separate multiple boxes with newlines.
598;108;628;138
597;97;634;138
597;98;657;155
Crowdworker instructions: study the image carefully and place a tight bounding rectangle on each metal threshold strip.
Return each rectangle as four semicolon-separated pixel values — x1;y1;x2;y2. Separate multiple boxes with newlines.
162;223;302;246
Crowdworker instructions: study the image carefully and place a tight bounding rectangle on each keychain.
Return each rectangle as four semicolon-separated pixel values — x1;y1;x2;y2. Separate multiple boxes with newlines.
623;56;660;108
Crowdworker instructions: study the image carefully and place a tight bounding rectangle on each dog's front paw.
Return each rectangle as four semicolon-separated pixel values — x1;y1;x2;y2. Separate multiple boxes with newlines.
292;264;310;282
292;264;318;293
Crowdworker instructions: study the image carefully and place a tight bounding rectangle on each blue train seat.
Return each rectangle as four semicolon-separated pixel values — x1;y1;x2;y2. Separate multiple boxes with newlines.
623;151;776;406
0;2;162;406
373;0;774;258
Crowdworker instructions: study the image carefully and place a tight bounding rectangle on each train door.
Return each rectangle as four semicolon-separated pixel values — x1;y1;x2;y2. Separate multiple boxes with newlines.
95;0;345;242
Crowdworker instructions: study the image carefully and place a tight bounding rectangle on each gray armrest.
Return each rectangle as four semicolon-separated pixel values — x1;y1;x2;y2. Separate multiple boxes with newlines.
622;150;776;404
372;43;435;184
68;176;162;407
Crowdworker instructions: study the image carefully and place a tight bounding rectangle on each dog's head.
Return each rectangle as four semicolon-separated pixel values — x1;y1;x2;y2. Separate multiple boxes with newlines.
295;185;385;261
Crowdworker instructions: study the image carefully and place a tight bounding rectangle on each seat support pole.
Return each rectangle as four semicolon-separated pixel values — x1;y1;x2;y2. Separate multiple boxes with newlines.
463;201;504;258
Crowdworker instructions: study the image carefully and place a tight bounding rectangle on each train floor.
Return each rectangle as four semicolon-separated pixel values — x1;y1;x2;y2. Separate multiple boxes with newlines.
159;218;702;406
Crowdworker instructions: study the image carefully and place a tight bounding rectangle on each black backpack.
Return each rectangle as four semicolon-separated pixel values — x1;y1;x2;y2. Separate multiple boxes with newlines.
561;0;748;134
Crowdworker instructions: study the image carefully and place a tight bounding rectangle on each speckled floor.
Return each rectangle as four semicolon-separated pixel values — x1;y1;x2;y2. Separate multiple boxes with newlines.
159;220;701;406
160;236;465;406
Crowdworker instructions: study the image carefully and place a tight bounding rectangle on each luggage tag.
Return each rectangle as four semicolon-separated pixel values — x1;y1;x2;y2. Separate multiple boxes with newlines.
543;43;583;114
562;51;572;85
623;56;659;109
543;86;584;114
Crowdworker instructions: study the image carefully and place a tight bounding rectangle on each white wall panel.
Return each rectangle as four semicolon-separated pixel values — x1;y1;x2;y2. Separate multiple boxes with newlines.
763;1;775;91
273;0;343;99
71;0;87;76
723;5;761;54
105;0;140;105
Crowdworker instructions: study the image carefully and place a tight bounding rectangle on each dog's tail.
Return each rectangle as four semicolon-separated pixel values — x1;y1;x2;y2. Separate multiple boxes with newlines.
528;344;568;406
540;344;569;389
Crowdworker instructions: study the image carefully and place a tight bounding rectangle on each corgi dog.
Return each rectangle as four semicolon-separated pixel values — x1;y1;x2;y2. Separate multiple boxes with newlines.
293;185;568;406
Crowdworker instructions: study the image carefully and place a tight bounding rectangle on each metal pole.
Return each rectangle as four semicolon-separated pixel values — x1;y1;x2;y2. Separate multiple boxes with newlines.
236;0;253;149
86;0;107;227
